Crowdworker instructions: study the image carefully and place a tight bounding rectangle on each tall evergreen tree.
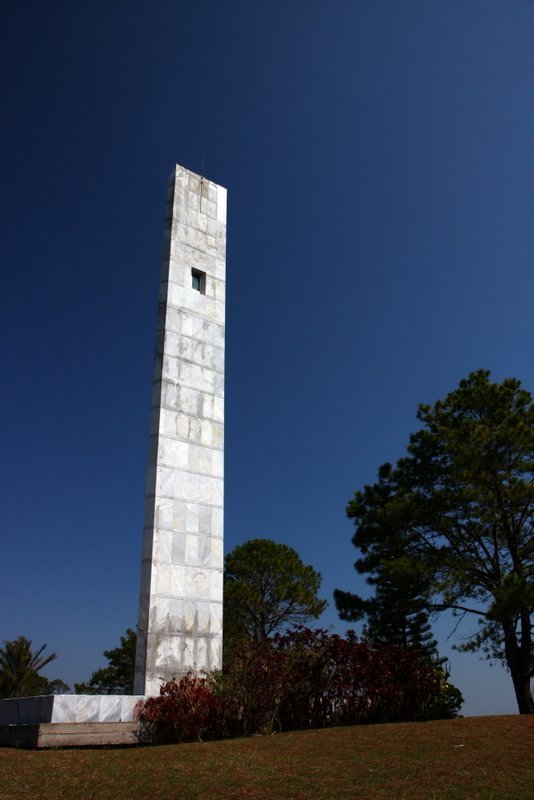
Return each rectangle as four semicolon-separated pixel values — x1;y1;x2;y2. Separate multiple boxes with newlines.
336;371;534;714
335;463;439;659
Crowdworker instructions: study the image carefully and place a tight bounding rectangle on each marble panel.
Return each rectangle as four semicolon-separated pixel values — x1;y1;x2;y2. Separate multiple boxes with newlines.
198;504;212;535
190;444;218;476
215;228;226;258
209;637;222;669
0;695;148;725
167;331;194;364
185;207;208;232
164;306;189;337
204;218;218;239
169;242;217;274
161;362;223;404
166;331;224;372
158;437;189;470
154;562;186;597
184;533;214;568
167;282;225;324
157;466;224;506
185;503;200;533
211;449;224;478
182;638;196;669
212;396;224;423
152;528;173;564
161;353;183;384
190;340;224;373
99;695;123;722
187;173;201;194
209;570;223;603
184;567;211;601
77;695;103;722
189;315;225;349
213;371;225;397
149;597;186;633
157;407;178;439
213;258;226;282
183;225;217;257
120;696;146;721
183;599;197;632
171;530;186;563
188;363;219;395
210;537;224;567
161;383;224;420
202;420;224;449
184;531;199;564
174;167;189;189
173;414;205;446
217;185;227;222
210;602;223;635
212;276;226;303
154;497;187;532
207;181;218;203
196;637;208;669
195;601;211;635
211;506;224;537
168;258;186;287
52;695;77;723
154;635;184;671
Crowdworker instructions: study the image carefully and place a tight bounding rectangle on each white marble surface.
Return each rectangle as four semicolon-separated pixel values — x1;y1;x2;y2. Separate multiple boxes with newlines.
135;165;226;696
0;695;147;725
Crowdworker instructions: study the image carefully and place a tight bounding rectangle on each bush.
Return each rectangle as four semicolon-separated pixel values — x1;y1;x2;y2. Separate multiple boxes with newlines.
139;630;462;743
139;672;227;743
211;638;289;737
272;629;445;728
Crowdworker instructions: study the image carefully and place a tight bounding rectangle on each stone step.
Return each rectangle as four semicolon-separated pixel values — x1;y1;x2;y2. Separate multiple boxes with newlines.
0;721;140;748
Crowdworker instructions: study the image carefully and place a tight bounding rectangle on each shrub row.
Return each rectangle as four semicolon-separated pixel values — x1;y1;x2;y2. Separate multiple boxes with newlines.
139;629;462;743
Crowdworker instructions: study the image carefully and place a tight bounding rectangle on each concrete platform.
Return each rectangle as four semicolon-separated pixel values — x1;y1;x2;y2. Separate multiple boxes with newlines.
0;695;148;748
0;721;140;748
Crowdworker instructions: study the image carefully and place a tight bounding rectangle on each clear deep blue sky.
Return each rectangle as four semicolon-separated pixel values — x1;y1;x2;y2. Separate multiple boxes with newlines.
1;1;533;715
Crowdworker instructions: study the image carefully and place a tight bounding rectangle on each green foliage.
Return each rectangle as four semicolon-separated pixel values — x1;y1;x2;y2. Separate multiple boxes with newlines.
75;628;136;695
335;532;440;660
223;539;327;658
0;636;69;698
337;370;534;713
425;666;465;721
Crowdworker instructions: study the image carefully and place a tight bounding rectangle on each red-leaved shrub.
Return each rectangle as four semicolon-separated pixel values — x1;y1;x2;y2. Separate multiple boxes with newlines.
139;630;457;744
139;672;227;743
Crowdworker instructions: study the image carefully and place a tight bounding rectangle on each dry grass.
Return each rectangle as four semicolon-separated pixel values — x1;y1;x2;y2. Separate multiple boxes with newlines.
1;715;533;800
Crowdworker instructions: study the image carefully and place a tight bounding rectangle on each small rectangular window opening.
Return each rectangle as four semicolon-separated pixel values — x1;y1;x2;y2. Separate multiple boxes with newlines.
192;269;206;294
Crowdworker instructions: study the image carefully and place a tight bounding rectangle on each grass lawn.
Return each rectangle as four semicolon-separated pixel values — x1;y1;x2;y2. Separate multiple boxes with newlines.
1;715;533;800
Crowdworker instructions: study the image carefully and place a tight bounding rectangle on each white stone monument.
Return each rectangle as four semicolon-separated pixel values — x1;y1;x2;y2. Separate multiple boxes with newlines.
0;164;226;746
134;164;227;695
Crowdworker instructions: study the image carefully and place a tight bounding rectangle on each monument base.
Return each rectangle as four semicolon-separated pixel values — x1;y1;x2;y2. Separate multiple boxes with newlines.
0;695;147;748
0;721;140;748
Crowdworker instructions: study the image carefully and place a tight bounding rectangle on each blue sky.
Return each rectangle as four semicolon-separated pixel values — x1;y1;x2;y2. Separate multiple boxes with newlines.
1;1;533;715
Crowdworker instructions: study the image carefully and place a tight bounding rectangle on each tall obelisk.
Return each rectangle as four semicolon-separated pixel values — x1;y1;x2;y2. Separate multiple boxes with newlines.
134;165;226;696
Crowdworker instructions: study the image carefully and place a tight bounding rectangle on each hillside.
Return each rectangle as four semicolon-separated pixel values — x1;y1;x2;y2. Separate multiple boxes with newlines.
2;715;532;800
